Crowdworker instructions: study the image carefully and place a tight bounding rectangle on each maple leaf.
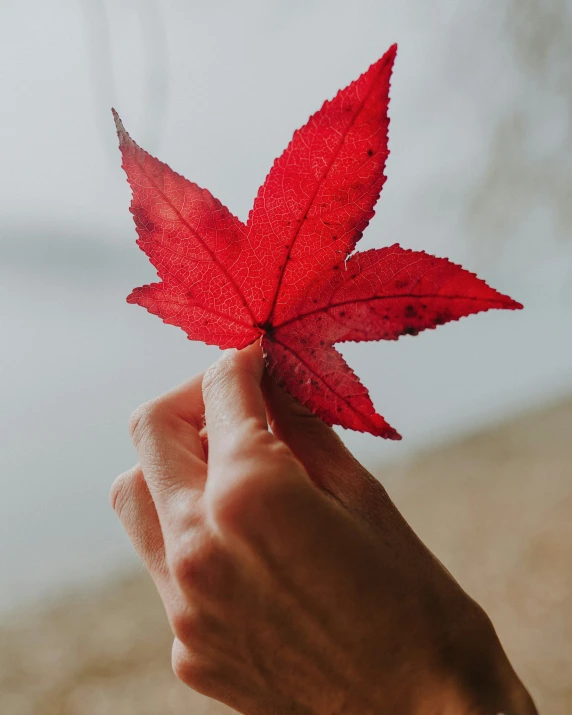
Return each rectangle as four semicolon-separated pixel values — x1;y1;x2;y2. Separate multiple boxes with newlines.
113;44;521;439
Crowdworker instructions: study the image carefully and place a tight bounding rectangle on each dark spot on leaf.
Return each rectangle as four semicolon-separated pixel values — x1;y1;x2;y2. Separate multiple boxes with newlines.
367;148;374;157
403;326;419;336
434;310;452;326
405;305;417;318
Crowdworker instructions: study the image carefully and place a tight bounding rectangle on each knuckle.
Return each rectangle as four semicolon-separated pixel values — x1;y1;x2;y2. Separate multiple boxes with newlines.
128;400;165;444
109;468;139;517
168;538;216;595
208;485;242;535
168;549;196;588
170;607;205;647
172;643;217;694
208;464;261;534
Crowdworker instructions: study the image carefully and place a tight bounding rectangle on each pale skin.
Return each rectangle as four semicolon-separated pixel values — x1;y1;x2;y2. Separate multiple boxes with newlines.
111;344;537;715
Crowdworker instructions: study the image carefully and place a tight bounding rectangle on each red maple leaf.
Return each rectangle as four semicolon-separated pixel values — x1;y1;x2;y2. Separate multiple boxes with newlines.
113;44;521;439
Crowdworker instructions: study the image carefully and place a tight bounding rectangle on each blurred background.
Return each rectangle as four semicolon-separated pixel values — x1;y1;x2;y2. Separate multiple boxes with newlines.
1;1;571;713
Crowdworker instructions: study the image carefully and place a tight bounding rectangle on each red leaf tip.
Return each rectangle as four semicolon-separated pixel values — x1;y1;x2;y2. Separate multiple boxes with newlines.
359;410;402;440
111;108;130;148
386;43;398;59
383;426;402;441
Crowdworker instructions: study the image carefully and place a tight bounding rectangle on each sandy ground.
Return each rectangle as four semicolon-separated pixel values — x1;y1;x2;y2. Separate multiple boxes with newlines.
1;398;571;715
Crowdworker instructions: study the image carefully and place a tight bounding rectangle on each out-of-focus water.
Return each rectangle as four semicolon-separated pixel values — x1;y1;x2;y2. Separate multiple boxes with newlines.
1;235;570;613
1;0;571;612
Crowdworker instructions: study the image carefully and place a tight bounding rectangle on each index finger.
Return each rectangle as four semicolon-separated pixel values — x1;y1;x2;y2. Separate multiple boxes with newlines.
129;372;208;539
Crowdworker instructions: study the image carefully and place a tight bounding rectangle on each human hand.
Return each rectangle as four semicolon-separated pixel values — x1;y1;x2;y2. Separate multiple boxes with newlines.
111;344;536;715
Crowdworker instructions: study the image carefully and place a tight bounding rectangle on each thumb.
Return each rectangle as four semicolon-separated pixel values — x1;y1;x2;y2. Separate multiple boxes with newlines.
262;371;363;500
262;372;400;529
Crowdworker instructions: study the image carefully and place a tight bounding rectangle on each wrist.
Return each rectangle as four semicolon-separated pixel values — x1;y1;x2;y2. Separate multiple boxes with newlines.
423;600;537;715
